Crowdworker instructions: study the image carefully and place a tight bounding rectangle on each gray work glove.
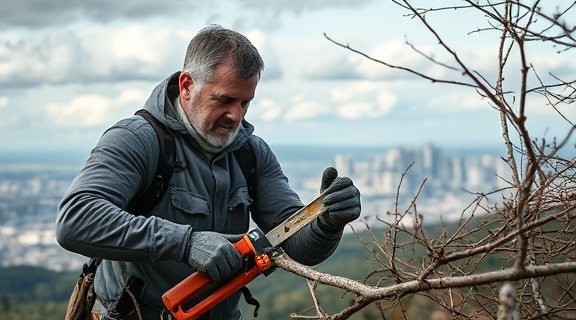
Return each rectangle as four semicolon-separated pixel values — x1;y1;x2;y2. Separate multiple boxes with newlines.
317;167;361;233
182;231;243;281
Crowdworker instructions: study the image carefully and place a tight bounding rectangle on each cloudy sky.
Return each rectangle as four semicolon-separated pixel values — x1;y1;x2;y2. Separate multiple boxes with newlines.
1;0;574;156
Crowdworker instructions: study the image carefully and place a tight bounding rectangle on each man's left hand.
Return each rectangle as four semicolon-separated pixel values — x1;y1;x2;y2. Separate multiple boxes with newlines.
318;167;361;233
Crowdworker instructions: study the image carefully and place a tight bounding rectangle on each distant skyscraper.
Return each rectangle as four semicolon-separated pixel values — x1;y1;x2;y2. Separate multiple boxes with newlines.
385;147;408;172
422;143;441;178
465;157;488;189
380;170;398;195
495;158;512;189
372;156;387;173
335;154;354;177
450;156;466;188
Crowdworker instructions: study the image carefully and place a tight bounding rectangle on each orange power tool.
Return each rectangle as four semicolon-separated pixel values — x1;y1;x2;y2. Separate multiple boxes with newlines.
162;191;329;320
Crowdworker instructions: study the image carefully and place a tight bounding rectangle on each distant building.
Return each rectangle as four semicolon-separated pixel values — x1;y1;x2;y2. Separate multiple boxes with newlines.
421;143;441;178
450;156;466;188
335;154;354;177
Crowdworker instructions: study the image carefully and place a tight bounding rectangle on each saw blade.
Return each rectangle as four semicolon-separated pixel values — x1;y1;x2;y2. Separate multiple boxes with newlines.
265;191;328;247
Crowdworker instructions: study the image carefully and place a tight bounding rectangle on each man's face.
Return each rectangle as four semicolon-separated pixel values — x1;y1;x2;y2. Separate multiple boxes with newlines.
179;61;259;150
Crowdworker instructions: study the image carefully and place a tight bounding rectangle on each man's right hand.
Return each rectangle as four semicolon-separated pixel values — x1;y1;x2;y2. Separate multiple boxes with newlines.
183;231;243;281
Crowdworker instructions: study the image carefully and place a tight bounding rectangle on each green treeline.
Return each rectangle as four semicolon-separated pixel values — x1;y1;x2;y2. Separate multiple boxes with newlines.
0;222;460;319
0;266;77;319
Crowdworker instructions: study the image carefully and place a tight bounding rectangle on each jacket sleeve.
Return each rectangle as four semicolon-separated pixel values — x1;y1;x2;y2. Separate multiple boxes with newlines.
55;117;191;262
249;136;342;266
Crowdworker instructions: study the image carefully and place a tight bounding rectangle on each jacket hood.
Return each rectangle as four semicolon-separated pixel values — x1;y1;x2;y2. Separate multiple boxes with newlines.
143;72;255;154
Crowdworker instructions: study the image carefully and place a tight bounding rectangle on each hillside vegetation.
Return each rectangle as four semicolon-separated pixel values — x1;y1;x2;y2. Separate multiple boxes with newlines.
0;217;526;319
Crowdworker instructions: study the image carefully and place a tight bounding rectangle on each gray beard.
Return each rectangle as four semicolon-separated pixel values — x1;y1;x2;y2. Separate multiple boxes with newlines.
194;124;240;154
175;97;238;155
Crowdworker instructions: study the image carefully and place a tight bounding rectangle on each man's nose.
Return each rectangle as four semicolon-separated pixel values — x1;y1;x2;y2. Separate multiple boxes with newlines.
226;104;245;122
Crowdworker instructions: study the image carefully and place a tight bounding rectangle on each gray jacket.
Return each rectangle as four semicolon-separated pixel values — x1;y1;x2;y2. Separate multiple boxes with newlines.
56;72;342;319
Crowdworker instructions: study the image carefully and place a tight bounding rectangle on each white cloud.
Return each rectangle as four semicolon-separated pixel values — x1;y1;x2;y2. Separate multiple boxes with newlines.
332;82;396;119
250;98;282;121
298;38;460;82
356;39;413;80
93;25;189;74
525;92;576;118
45;90;147;128
117;89;148;105
0;0;195;29
0;25;191;87
244;29;266;50
0;0;376;31
0;24;286;87
425;90;487;112
0;97;10;129
244;28;283;81
353;37;505;85
46;95;111;127
301;53;361;80
285;96;330;121
337;102;376;119
0;97;8;109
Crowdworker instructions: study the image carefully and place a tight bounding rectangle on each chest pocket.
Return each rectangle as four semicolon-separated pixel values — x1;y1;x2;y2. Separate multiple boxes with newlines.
226;186;252;234
169;186;210;229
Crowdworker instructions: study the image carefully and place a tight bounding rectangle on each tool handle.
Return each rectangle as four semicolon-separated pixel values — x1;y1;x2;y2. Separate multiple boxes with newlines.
162;234;268;320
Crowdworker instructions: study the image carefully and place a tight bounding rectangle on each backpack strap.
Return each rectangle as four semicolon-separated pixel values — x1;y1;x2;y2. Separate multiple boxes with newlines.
233;138;257;203
232;140;259;316
128;109;178;215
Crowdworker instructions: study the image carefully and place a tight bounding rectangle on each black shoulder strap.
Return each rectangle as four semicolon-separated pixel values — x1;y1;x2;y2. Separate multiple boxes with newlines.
233;138;257;202
128;109;177;215
80;109;172;286
233;141;259;315
84;257;102;275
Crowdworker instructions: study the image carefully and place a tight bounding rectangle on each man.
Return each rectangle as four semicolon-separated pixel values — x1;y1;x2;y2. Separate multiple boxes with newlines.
56;25;361;320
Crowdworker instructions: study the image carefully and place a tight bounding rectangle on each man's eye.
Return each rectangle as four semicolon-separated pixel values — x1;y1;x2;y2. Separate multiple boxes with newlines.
217;97;231;104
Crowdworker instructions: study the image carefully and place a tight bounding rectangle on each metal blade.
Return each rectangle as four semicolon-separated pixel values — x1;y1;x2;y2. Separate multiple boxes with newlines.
265;191;328;247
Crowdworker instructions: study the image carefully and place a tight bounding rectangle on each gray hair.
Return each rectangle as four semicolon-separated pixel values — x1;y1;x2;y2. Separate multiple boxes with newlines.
182;25;264;89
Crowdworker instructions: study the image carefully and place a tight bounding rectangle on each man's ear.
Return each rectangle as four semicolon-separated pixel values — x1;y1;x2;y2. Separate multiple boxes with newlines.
179;72;194;100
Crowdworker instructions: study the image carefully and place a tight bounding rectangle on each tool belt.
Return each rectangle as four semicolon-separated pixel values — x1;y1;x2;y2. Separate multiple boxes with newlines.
65;258;145;320
92;275;145;320
65;258;101;320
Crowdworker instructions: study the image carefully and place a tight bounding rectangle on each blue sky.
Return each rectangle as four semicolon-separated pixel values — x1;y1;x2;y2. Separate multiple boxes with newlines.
1;1;574;155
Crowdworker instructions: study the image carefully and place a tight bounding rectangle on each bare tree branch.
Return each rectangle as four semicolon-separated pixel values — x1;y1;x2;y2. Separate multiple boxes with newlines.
279;1;576;319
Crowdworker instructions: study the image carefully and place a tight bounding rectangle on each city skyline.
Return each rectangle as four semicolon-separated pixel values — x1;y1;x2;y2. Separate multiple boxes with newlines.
0;143;505;271
334;143;510;198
